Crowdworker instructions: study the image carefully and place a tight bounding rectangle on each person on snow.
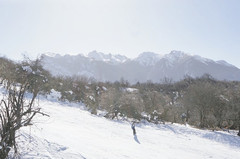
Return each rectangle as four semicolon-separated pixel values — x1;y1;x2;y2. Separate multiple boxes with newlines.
131;122;136;135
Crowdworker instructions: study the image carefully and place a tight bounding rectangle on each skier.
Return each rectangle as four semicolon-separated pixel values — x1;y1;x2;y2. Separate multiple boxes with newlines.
131;122;136;135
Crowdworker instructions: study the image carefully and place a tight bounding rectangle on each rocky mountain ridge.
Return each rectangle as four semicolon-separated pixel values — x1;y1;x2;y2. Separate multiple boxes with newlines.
41;51;240;83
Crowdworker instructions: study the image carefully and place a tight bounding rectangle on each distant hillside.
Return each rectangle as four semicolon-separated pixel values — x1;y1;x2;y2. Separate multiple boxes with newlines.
41;50;240;83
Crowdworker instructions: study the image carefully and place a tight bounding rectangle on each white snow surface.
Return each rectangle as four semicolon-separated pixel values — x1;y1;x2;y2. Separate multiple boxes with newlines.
22;65;33;73
125;88;138;93
7;98;239;159
46;89;62;101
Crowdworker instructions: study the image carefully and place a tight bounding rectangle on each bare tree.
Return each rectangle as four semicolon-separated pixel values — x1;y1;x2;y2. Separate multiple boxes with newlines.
183;82;219;128
99;87;122;119
0;58;49;158
228;88;240;136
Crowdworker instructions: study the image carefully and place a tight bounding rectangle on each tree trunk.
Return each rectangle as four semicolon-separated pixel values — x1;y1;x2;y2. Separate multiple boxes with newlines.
186;110;190;123
238;126;240;136
238;112;240;136
200;110;205;128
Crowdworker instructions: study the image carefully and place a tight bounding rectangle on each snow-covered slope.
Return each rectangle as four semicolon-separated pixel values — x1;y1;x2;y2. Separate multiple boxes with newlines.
41;51;240;83
12;98;240;159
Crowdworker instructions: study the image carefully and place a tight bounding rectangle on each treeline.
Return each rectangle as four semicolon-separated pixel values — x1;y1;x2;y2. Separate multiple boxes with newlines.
49;74;240;133
1;56;240;136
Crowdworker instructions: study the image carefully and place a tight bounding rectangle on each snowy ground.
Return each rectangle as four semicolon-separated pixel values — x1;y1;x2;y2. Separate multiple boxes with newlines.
7;98;239;159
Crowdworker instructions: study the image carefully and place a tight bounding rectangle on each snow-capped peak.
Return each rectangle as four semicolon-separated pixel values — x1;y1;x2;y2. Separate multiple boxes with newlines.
134;52;163;66
163;50;189;63
87;51;128;64
43;52;61;58
169;50;187;57
88;51;106;61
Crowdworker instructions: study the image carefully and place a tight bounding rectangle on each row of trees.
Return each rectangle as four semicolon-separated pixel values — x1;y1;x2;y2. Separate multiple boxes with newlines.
183;80;240;131
48;73;240;136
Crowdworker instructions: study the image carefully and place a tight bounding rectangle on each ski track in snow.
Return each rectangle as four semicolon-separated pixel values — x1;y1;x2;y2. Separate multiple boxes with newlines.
6;98;240;159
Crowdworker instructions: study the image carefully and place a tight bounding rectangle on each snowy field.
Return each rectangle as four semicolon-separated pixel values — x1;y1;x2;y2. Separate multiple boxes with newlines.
8;98;239;159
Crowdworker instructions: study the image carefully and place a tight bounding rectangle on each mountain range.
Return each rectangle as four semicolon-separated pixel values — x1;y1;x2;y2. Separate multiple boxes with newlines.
41;50;240;83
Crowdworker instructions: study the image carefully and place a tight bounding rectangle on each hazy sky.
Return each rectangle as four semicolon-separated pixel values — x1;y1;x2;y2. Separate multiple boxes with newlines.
0;0;240;67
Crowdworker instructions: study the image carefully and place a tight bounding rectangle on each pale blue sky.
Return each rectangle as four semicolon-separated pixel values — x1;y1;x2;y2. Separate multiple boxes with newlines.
0;0;240;68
